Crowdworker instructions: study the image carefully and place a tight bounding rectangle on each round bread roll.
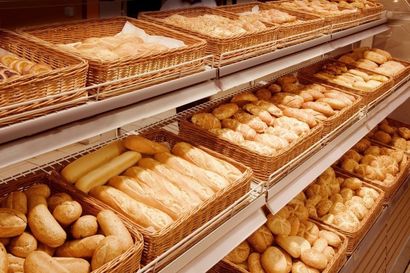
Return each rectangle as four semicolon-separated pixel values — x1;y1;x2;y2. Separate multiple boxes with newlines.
374;131;392;144
25;184;50;199
7;253;24;273
255;88;272;101
289;216;300;236
91;236;124;270
319;230;342;247
300;249;328;270
97;210;133;251
292;261;320;273
312;238;328;252
276;207;291;219
261;247;287;273
71;215;98;239
266;214;291;236
5;192;27;215
24;251;69;273
56;234;105;258
248;252;265;273
323;246;335;262
0;208;27;238
321;214;334;225
47;193;73;212
226;241;250;264
317;200;332;218
283;249;292;273
53;201;82;226
9;232;37;258
340;188;354;202
276;235;311;258
304;222;319;245
37;242;56;256
247;225;274;253
0;243;7;273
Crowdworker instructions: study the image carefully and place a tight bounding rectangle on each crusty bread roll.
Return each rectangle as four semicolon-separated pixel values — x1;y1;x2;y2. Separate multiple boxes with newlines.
97;210;133;251
255;88;272;101
47;193;73;212
292;261;319;273
312;238;328;252
247;225;274;253
54;257;90;273
212;103;239;120
154;152;229;191
24;251;69;273
75;151;141;193
91;236;124;270
231;92;258;104
248;252;265;273
27;195;47;212
261;247;287;273
4;192;27;215
302;102;334;117
243;104;275;126
276;235;311;258
233;111;268;133
56;234;105;258
282;107;317;128
0;243;6;273
266;214;291;236
221;118;257;140
300;249;328;270
172;142;242;183
7;253;24;273
253;100;283;117
363;50;387;64
53;201;82;226
61;141;125;184
209;128;245;145
122;135;169;155
24;184;50;199
89;186;173;231
226;241;250;264
71;215;98;239
9;232;37;258
191;113;221;130
317;98;346;110
0;208;27;238
138;158;214;201
254;134;288;151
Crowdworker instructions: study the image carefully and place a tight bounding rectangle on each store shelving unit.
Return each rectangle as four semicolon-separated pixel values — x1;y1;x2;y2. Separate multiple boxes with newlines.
1;12;409;273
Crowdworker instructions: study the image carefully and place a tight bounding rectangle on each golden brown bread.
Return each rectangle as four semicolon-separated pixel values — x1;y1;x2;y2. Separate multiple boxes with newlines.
191;113;221;130
266;214;291;236
24;251;69;273
0;208;27;238
231;92;258;104
247;225;274;253
97;210;133;252
37;243;55;256
254;100;283;117
71;215;98;239
261;247;287;273
122;135;170;155
243;104;275;126
4;192;27;215
275;235;311;258
212;103;239;120
221;118;257;140
0;243;6;273
282;107;317;128
302;102;335;117
255;88;272;101
233;111;268;133
56;234;105;258
52;201;82;226
248;252;266;273
47;193;73;212
225;241;250;264
9;232;37;258
91;236;124;271
54;257;90;273
27;195;47;213
300;249;328;270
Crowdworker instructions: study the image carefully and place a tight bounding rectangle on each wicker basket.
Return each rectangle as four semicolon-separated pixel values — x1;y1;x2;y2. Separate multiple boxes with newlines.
360;2;384;24
0;29;88;127
217;2;326;48
299;60;394;105
297;77;363;136
335;140;410;202
51;129;253;264
310;172;385;254
209;220;347;273
178;90;323;181
0;172;143;273
20;17;207;99
139;7;278;67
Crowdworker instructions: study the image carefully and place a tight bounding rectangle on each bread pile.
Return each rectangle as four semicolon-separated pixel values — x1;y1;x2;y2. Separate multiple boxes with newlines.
61;136;241;232
314;61;389;91
0;184;134;273
338;48;405;77
190;90;316;156
58;33;172;62
303;167;380;232
369;119;410;152
326;0;375;9
279;0;357;15
224;201;344;272
163;14;266;38
269;75;356;122
239;7;299;25
0;54;51;81
338;139;407;185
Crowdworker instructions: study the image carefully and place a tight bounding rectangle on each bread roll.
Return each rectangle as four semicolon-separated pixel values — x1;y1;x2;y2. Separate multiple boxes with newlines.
276;235;311;258
304;222;319;245
7;254;24;273
292;261;319;273
191;113;221;130
231;92;258;104
53;201;82;226
233;111;268;133
4;192;27;215
266;214;291;236
261;247;287;273
138;158;214;201
282;107;317;128
0;209;26;238
24;251;69;273
255;88;272;101
243;104;275;126
61;141;126;183
221;118;257;140
247;225;274;253
254;100;283;117
27;195;47;212
56;234;104;258
172;142;242;183
364;51;387;64
0;243;6;273
289;216;300;236
154;152;229;191
312;238;328;252
241;140;276;156
28;204;66;248
37;243;55;256
123;135;169;155
300;249;327;270
47;193;73;212
248;252;266;273
9;232;37;258
71;215;98;239
54;257;90;273
91;236;124;270
209;128;245;145
89;186;173;231
225;241;250;264
25;185;50;199
323;246;335;261
75;151;141;193
212;103;239;120
254;134;288;151
97;210;133;251
302;102;334;117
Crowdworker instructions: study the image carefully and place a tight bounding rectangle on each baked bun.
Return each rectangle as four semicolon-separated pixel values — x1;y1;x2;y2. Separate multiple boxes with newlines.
212;103;239;120
225;241;250;264
261;247;287;273
191;113;221;130
247;225;274;253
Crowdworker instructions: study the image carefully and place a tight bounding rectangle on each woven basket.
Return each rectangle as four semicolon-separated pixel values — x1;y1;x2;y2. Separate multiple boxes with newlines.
178;90;323;181
20;17;207;99
139;7;278;67
297;77;363;137
0;172;143;273
209;220;347;273
0;29;87;127
335;140;410;202
310;172;385;254
51;129;253;264
360;2;384;24
299;60;394;105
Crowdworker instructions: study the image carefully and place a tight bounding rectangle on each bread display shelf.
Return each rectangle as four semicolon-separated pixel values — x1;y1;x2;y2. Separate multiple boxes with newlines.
0;172;143;273
50;129;253;264
0;29;88;127
217;2;327;49
20;17;207;99
139;7;278;67
300;60;394;105
369;118;410;155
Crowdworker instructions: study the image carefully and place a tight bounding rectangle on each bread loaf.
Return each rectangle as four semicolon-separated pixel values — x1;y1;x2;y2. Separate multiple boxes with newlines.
282;107;317;128
0;243;6;273
9;232;37;258
53;201;82;226
255;88;272;101
24;251;69;273
89;186;173;231
226;241;250;264
91;236;124;270
276;235;311;258
248;252;265;273
7;254;24;273
47;193;73;212
172;142;242;182
123;135;169;155
56;234;105;258
71;215;98;239
61;141;125;183
75;151;141;193
97;210;133;251
261;247;287;273
212;103;239;120
0;209;26;238
300;249;328;270
4;192;27;215
247;225;274;253
231;92;258;104
266;214;291;235
54;257;90;273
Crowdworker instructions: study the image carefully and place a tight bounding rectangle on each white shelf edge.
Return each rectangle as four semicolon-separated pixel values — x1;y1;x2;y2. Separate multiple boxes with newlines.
0;81;219;169
266;80;410;214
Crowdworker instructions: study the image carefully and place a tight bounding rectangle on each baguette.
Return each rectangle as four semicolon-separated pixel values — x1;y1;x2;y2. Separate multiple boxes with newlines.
154;152;229;191
24;251;69;273
0;243;6;273
54;257;90;273
75;151;141;193
89;186;173;231
122;135;169;155
172;142;242;183
138;158;214;201
96;210;133;251
61;141;125;184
